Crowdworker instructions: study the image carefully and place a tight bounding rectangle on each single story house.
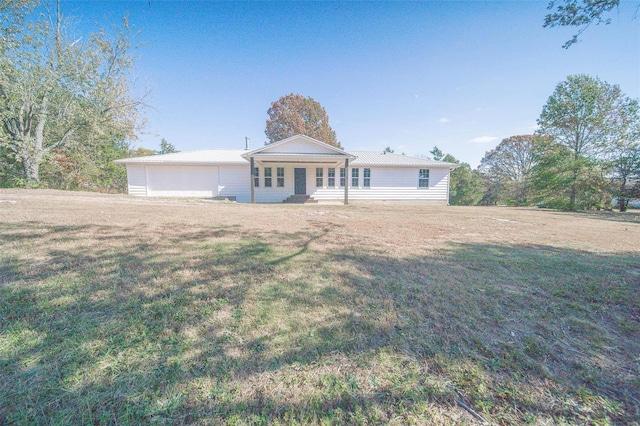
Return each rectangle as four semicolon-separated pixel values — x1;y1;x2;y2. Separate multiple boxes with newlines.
115;135;458;204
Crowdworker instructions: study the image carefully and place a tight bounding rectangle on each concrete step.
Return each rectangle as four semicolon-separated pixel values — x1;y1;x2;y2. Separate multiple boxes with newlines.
283;195;317;204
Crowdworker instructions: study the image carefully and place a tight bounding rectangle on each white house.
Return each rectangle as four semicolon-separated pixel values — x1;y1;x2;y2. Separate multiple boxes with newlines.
115;135;458;204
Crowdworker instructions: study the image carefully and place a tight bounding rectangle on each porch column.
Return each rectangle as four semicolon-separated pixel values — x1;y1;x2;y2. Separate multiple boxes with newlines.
250;157;255;204
343;158;349;205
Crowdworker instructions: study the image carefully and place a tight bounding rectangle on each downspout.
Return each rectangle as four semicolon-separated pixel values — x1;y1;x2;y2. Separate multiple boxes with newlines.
447;167;451;205
250;157;255;203
344;158;349;205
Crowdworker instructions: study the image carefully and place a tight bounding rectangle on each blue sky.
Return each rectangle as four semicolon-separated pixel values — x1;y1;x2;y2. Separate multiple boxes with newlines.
65;1;639;167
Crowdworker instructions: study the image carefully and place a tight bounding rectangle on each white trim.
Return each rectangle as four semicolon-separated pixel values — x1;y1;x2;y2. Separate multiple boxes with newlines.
243;134;354;158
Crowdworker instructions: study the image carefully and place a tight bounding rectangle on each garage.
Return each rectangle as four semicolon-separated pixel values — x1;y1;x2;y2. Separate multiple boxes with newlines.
145;165;218;197
115;149;248;198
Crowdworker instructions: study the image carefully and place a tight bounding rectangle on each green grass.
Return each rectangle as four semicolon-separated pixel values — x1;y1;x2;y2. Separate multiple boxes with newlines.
1;217;639;424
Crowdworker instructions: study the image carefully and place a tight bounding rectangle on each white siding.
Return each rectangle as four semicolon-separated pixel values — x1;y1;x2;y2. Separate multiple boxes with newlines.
311;166;451;201
124;162;452;203
218;165;251;202
126;165;147;196
253;163;343;202
252;164;313;202
253;164;450;202
146;166;218;197
254;165;296;203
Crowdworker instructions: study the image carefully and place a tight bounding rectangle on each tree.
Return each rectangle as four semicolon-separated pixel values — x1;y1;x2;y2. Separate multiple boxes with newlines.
158;138;178;154
265;93;341;148
605;140;640;211
530;137;609;210
544;0;621;48
536;74;637;210
427;147;484;205
442;153;484;206
383;146;394;153
478;171;504;206
129;147;156;157
40;136;130;192
430;146;444;161
0;144;22;186
0;1;143;186
602;98;640;211
478;135;540;205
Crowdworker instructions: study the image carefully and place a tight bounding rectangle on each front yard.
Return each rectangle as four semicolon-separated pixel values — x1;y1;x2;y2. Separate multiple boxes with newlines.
1;190;638;424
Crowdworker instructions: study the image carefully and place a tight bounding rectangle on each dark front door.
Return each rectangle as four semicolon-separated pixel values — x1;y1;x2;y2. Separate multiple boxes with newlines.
294;168;306;195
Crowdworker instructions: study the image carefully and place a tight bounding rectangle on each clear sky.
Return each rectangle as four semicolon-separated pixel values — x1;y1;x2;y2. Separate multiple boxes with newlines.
64;0;639;167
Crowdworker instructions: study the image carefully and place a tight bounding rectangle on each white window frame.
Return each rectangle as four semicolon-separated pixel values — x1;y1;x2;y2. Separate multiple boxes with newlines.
419;169;429;188
328;168;336;187
277;167;285;188
316;168;323;188
264;167;272;187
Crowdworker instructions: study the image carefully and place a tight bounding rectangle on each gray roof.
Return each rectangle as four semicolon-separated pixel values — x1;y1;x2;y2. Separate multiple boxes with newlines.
114;149;248;165
115;149;457;168
350;151;458;168
250;152;352;158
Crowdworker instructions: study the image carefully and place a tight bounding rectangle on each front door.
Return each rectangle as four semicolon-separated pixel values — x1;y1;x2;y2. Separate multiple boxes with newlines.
294;168;306;195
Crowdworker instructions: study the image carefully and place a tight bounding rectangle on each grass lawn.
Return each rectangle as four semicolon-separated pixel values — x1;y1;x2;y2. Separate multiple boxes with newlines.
1;189;639;425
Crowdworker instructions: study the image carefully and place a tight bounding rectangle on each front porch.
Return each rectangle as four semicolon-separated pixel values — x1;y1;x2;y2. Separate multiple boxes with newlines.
244;162;350;204
242;135;356;205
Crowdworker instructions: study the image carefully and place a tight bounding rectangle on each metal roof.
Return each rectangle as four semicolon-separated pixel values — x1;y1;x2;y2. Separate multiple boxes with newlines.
350;151;458;168
251;152;352;158
115;149;457;168
114;149;248;165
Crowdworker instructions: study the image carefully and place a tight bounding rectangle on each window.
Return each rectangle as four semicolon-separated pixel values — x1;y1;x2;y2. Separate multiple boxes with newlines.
340;168;345;187
264;167;272;187
419;169;429;187
254;167;259;187
277;167;285;187
328;168;336;187
351;168;359;187
316;168;323;187
363;168;371;188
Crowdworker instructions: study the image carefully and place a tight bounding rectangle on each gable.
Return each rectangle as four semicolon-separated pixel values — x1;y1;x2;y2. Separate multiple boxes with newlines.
247;135;348;156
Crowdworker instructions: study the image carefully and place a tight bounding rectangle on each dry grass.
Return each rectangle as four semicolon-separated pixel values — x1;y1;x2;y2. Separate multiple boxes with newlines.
1;189;639;425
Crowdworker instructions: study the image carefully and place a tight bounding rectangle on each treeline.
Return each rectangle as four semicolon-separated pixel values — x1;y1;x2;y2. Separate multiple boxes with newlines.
2;3;637;208
0;142;174;193
0;1;144;192
441;75;640;212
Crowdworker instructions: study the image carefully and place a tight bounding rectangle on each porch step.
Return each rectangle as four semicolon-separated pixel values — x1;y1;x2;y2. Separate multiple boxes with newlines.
283;195;318;204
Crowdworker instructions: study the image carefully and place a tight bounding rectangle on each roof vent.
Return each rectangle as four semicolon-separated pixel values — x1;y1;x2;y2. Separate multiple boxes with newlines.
244;137;250;150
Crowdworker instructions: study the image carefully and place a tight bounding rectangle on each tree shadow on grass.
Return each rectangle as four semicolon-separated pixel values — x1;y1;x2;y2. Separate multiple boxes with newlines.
0;221;638;424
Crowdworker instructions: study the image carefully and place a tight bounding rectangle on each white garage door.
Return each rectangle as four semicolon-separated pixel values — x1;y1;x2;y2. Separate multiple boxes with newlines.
146;166;219;197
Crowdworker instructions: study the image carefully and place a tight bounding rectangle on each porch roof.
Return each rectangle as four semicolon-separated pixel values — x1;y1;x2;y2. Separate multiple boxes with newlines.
242;135;355;162
248;152;354;164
